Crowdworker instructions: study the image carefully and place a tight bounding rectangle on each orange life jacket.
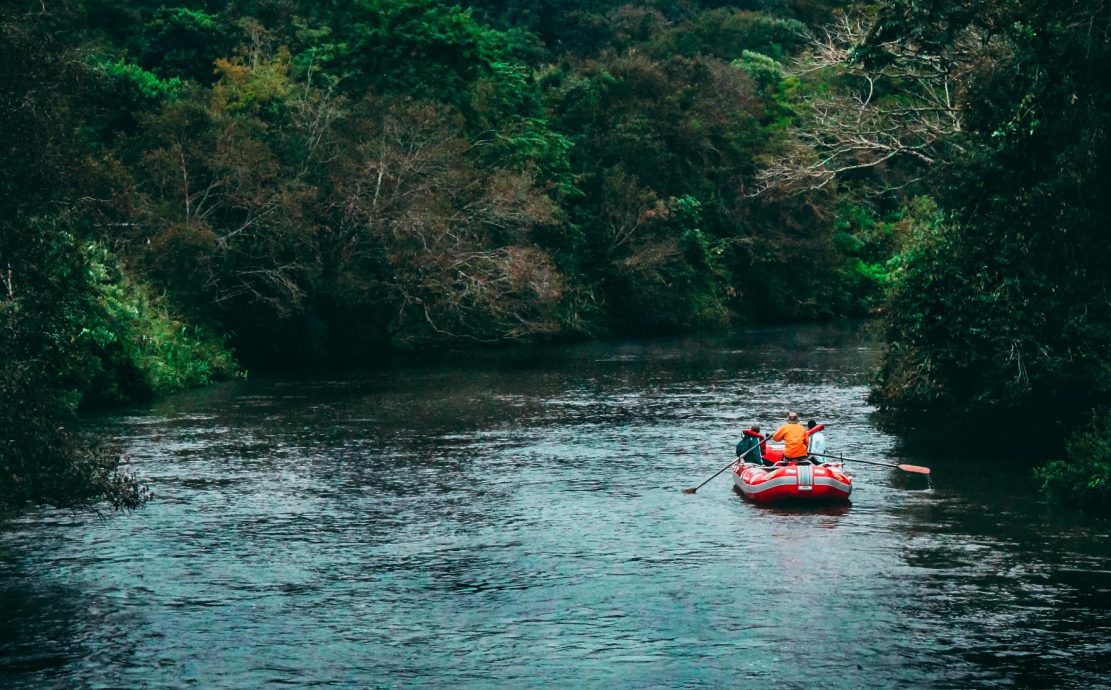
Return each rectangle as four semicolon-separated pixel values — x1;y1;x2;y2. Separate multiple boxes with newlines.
772;422;809;459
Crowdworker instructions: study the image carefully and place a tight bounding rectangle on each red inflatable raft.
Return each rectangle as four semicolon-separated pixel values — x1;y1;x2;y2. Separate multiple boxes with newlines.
728;422;848;502
731;423;851;504
732;460;853;504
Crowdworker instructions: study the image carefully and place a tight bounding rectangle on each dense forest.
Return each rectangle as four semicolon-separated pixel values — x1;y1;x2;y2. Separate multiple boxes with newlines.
1;0;1108;511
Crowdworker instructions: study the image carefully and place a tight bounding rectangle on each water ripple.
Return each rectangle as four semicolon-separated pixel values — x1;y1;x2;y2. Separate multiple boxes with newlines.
3;326;1110;689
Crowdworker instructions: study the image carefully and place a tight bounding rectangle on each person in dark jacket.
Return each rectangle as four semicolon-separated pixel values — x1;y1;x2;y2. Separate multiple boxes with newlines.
735;424;770;465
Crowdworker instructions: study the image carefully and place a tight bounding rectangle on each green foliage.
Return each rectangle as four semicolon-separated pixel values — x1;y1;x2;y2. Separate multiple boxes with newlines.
0;220;233;508
489;117;576;194
94;58;183;102
734;50;784;91
87;57;185;134
1;218;151;510
143;6;233;83
829;201;909;313
324;0;519;103
79;242;238;403
1036;411;1111;515
606;194;730;332
871;1;1111;431
0;6;147;509
470;58;575;192
542;52;766;331
654;10;809;62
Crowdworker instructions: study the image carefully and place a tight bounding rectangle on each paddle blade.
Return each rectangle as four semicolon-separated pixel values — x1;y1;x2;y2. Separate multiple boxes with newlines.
681;487;698;494
897;463;931;475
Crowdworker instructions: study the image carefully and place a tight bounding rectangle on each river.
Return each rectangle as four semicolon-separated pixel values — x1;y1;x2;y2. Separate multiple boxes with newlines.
2;324;1109;688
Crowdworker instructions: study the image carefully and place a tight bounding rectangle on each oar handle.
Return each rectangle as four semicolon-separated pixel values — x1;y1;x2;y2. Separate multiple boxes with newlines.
685;441;764;493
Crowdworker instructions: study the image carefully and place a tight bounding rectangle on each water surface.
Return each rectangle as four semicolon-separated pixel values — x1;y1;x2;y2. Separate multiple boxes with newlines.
2;325;1109;688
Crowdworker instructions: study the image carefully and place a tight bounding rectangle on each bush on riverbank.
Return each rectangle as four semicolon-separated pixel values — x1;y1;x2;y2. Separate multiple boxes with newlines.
0;217;234;510
0;222;148;510
0;385;148;511
0;234;236;510
1036;412;1111;515
0;7;231;510
78;242;238;404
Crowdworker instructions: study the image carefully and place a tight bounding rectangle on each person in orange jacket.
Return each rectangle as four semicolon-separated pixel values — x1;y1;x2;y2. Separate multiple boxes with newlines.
771;411;809;463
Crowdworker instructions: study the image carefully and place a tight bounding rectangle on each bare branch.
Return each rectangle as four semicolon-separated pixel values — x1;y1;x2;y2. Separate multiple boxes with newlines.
753;11;990;196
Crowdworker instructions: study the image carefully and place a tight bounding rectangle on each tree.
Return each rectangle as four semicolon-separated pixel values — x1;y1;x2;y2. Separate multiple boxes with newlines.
867;0;1111;435
0;4;145;509
320;96;564;347
753;10;974;196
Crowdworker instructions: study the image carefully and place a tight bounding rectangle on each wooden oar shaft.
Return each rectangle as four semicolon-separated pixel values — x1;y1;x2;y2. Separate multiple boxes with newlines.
683;442;763;494
810;452;930;475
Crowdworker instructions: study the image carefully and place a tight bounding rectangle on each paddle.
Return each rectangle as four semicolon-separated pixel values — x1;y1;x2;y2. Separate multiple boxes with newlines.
810;452;931;475
682;441;764;494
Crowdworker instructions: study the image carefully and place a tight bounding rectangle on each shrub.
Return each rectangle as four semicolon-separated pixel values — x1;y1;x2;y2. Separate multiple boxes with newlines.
79;242;238;404
0;220;153;509
1036;412;1111;515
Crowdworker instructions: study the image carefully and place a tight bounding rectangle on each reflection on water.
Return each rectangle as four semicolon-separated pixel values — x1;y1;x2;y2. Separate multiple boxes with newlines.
2;324;1110;688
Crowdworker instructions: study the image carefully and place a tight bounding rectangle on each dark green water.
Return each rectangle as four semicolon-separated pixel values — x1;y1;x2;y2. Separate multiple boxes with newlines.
2;325;1110;688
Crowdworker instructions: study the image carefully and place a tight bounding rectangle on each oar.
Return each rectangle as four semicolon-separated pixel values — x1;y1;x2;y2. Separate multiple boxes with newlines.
810;452;931;475
682;441;764;494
